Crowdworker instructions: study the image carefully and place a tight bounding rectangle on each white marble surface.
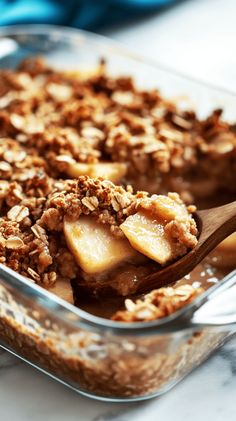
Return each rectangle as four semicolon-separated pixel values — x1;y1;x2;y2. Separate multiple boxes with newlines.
1;0;236;419
1;339;236;421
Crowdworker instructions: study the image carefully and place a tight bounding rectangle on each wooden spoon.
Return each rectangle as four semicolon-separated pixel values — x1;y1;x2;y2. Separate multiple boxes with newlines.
135;200;236;295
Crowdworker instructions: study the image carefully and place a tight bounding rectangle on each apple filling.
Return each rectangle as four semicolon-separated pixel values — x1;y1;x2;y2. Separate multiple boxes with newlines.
66;161;127;184
63;214;152;296
207;232;236;268
48;279;74;304
63;215;139;274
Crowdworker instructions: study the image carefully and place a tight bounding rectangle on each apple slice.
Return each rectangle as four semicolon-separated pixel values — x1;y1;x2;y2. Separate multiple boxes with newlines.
67;162;127;184
140;194;188;222
216;232;236;252
211;232;236;268
48;279;74;304
120;212;175;265
64;215;137;274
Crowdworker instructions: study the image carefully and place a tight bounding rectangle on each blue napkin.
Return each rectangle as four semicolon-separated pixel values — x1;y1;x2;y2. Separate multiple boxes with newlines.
0;0;178;29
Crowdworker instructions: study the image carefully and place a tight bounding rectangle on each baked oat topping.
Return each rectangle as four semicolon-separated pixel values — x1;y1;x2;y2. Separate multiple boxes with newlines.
112;284;203;322
0;57;235;200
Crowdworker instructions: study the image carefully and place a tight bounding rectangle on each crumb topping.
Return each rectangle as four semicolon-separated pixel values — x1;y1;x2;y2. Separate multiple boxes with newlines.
112;284;203;322
0;57;235;196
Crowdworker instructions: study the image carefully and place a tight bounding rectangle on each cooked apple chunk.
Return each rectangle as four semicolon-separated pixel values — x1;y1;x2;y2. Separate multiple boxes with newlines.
67;162;127;184
120;212;176;265
64;215;137;274
216;232;236;252
48;279;74;304
210;232;236;268
120;193;198;265
139;194;189;222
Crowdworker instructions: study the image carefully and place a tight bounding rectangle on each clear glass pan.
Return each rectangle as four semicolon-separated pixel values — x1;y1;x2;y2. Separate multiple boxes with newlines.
0;25;235;402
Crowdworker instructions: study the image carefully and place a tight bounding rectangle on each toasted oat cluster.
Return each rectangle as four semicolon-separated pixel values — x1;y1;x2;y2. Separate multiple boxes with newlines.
0;56;234;321
112;284;203;322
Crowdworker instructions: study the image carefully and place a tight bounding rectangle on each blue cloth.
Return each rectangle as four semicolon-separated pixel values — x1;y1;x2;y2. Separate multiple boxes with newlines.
0;0;178;29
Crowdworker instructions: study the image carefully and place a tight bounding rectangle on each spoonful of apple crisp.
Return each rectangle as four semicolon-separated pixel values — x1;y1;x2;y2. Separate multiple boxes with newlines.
60;177;236;298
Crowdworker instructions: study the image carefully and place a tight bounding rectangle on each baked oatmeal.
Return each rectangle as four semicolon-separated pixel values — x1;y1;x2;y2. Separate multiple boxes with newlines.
0;56;235;322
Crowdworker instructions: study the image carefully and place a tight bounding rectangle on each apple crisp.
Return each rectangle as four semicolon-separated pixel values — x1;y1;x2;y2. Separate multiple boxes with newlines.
0;57;235;322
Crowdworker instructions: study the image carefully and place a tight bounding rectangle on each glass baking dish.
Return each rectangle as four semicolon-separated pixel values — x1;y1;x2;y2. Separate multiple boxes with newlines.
0;25;236;402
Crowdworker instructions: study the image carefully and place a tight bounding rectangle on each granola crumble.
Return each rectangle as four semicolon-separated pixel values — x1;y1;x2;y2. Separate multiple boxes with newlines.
112;285;203;322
